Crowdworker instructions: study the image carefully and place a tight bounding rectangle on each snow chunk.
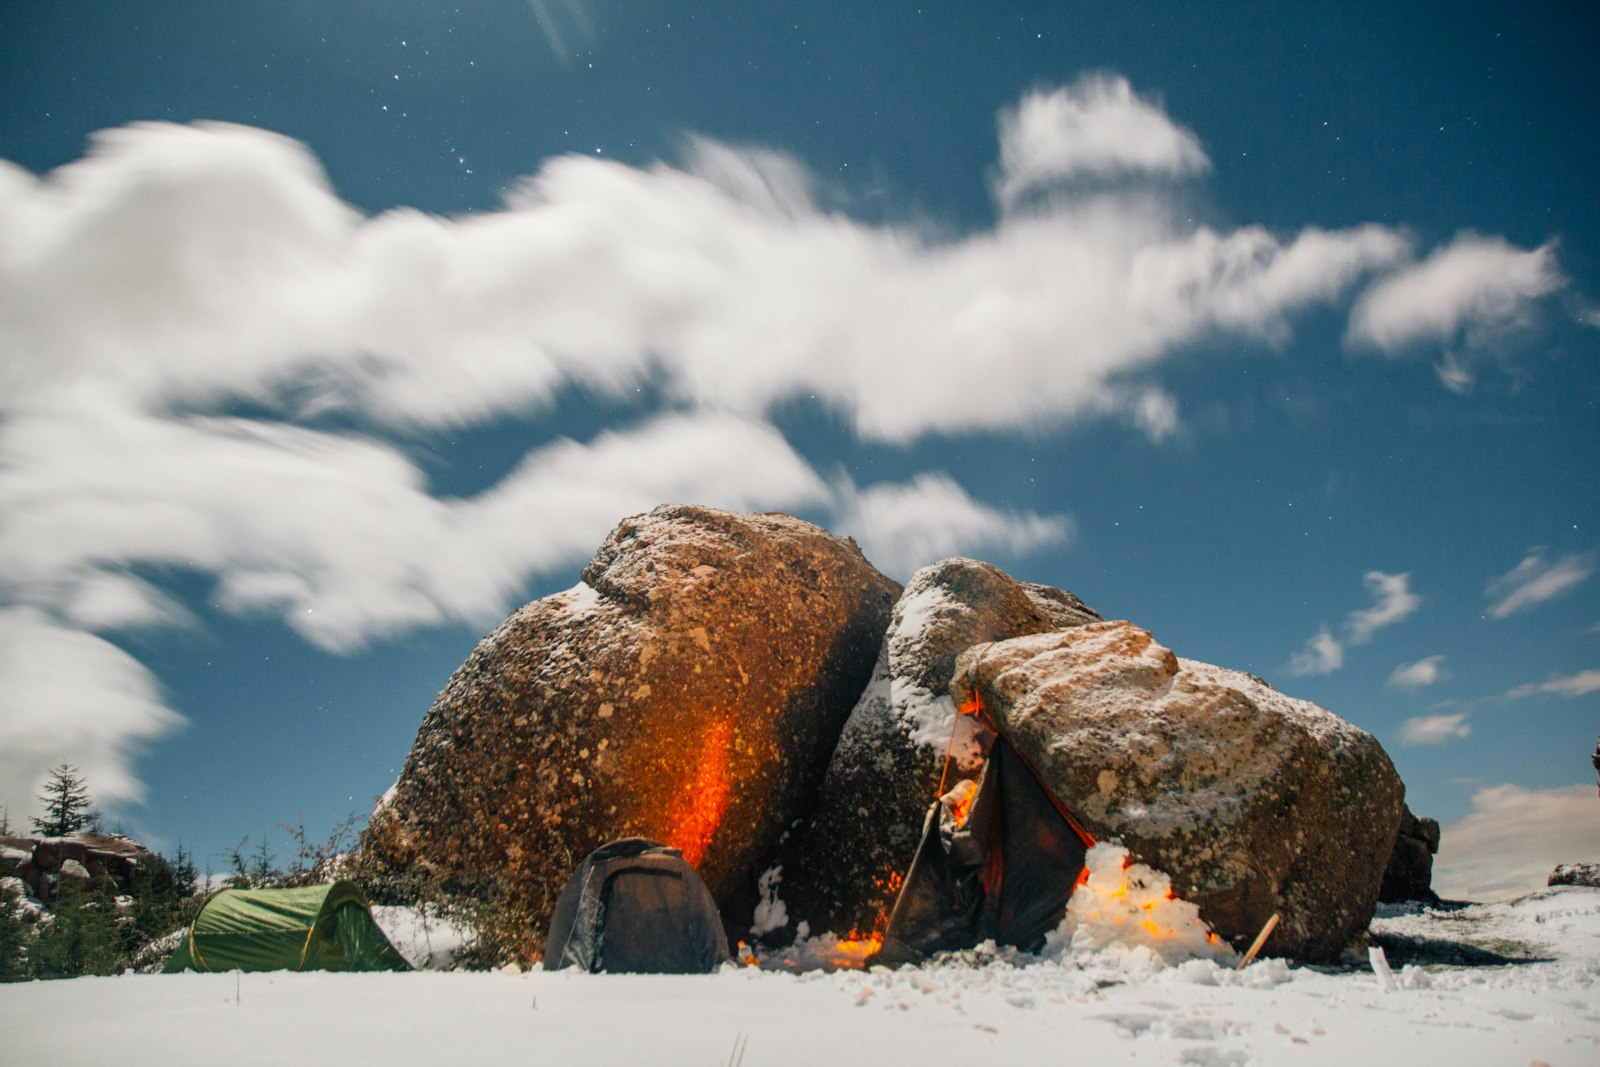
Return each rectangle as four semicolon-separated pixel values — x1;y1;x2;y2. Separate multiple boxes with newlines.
751;865;788;936
1044;842;1231;968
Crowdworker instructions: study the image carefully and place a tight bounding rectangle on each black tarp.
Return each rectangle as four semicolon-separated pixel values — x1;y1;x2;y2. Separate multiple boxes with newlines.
872;734;1095;966
543;838;729;974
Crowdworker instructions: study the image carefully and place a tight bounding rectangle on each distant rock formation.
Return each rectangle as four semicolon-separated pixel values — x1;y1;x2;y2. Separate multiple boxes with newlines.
781;557;1100;937
363;505;898;955
1549;863;1600;888
1379;805;1441;904
952;621;1405;962
0;832;157;906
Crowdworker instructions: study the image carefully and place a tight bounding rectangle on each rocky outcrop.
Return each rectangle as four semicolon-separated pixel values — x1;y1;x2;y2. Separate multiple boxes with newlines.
780;558;1100;937
1379;805;1440;903
1549;863;1600;888
363;505;899;957
953;620;1405;962
0;833;157;905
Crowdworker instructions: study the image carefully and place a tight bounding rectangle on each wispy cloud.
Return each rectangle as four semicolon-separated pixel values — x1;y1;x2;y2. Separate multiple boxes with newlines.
1487;549;1595;618
1389;654;1448;690
1346;571;1421;644
1289;626;1344;676
525;0;595;64
994;75;1209;207
0;607;183;828
1288;571;1420;676
1504;669;1600;700
1347;233;1565;354
1398;712;1471;745
830;473;1072;580
1432;784;1600;901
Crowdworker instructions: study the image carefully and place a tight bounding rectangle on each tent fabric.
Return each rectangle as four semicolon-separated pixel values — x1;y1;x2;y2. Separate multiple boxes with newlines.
163;880;410;973
544;838;729;974
872;734;1095;966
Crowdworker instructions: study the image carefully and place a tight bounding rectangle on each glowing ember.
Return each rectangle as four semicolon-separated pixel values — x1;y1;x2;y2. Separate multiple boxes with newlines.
944;777;978;828
664;718;733;867
826;870;903;969
1050;842;1229;964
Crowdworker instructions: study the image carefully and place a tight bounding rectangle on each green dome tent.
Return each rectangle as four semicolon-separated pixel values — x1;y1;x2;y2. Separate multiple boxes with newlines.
163;880;411;973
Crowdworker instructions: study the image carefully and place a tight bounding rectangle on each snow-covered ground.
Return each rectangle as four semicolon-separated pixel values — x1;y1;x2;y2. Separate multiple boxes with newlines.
6;885;1597;1066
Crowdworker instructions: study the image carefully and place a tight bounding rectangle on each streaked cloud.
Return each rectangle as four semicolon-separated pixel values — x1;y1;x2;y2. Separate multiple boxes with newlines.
0;607;183;829
830;473;1072;580
1389;654;1448;690
994;75;1209;206
1347;233;1565;354
1288;571;1419;676
1398;712;1470;745
1504;669;1600;700
1432;783;1600;901
1487;548;1595;618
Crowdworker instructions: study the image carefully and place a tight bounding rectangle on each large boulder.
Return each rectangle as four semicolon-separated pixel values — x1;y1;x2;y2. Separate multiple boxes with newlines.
953;620;1405;962
363;505;899;957
781;558;1100;938
1379;805;1441;904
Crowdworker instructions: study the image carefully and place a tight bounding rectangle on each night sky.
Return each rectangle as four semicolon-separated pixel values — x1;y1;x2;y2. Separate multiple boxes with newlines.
2;1;1596;899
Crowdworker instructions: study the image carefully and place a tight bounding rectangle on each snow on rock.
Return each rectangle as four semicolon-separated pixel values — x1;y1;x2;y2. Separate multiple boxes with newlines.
784;557;1099;937
362;504;897;959
956;621;1405;962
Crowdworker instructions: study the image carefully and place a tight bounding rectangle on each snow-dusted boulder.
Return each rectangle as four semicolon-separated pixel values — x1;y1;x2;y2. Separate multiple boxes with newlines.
363;505;898;955
953;620;1404;962
2;833;157;904
782;558;1099;937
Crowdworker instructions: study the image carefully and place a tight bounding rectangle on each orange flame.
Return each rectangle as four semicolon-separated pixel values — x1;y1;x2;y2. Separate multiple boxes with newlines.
827;870;903;969
946;778;977;828
665;718;733;867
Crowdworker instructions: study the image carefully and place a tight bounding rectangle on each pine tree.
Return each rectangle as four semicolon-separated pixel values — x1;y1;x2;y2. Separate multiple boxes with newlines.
0;882;27;982
171;842;199;899
32;765;93;838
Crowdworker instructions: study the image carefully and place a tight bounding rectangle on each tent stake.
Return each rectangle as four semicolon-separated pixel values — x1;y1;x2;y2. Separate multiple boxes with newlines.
1236;913;1279;970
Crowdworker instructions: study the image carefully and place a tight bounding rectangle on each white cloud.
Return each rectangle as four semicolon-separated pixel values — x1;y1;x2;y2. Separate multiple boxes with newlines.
1389;654;1448;690
1289;626;1344;676
1345;571;1420;644
829;473;1072;580
1347;233;1565;354
1504;669;1600;700
0;115;1407;446
995;76;1209;206
1398;712;1470;745
1432;352;1475;394
0;607;183;828
1288;571;1418;676
0;404;829;653
1487;548;1595;618
1432;784;1600;901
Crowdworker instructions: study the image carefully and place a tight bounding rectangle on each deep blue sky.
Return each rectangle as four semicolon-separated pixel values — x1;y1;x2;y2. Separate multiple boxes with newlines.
1;1;1595;898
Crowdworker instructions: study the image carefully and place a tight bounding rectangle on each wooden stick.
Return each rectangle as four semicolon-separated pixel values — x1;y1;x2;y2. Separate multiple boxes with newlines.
1236;912;1280;970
